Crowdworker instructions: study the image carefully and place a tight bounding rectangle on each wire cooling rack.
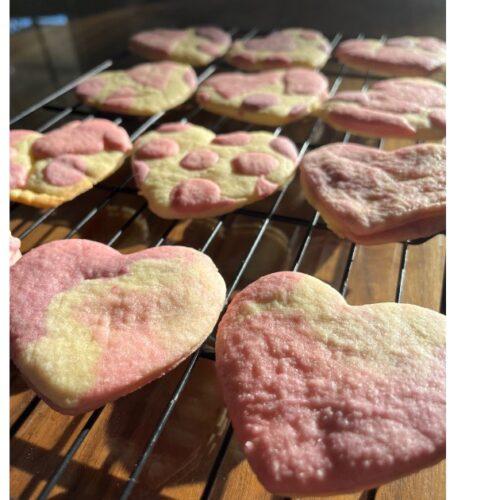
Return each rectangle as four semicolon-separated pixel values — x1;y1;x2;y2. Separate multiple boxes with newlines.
10;27;446;500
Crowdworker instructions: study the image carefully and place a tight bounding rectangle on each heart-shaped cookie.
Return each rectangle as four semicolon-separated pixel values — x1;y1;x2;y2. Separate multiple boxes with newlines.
226;28;331;71
75;61;197;116
300;142;446;244
131;122;299;219
197;68;329;125
10;119;132;208
216;271;445;496
10;239;226;415
129;26;232;66
317;78;445;140
336;37;446;79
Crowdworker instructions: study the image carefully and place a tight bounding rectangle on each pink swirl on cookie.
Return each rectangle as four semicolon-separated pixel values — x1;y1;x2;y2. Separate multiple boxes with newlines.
195;26;230;45
76;77;106;100
32;119;132;158
158;122;193;133
43;155;87;186
255;177;278;197
102;87;137;113
128;62;175;89
132;160;150;187
244;32;295;52
136;137;180;159
270;136;298;161
284;68;329;96
180;149;219;170
170;178;233;213
232;152;279;175
242;93;279;110
207;71;281;99
130;29;187;57
212;132;252;146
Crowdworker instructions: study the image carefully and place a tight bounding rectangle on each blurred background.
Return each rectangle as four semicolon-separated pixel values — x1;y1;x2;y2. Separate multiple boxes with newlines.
10;0;445;116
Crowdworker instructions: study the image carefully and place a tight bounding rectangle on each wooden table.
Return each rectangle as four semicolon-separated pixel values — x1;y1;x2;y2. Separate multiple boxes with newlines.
10;17;446;500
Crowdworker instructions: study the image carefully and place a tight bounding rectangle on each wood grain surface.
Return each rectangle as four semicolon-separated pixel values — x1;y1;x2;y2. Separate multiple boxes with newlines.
10;39;446;499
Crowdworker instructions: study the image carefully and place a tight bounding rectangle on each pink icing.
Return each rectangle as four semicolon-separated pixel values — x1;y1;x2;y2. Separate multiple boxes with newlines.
197;42;222;56
132;160;150;187
270;137;298;161
180;149;219;170
195;27;230;45
130;29;187;57
229;53;257;66
43;155;86;186
288;103;308;118
184;68;198;88
216;272;445;496
206;71;281;99
170;178;231;214
263;55;292;66
232;152;279;176
76;77;106;100
242;93;279;110
429;109;446;129
32;119;132;158
10;129;36;145
10;163;28;189
212;132;252;146
102;87;136;113
136;137;180;159
158;122;193;133
255;177;278;197
128;62;175;89
244;32;295;52
284;68;329;96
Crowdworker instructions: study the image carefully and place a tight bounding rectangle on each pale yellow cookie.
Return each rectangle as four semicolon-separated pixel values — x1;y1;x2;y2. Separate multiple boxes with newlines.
226;28;331;70
131;122;299;219
129;27;231;66
75;62;197;116
196;68;329;126
10;120;132;208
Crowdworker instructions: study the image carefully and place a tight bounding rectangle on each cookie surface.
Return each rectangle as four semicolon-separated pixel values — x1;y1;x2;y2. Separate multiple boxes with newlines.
317;78;445;139
226;28;331;70
10;120;132;208
131;122;298;219
10;232;22;266
75;62;197;116
300;142;446;244
197;68;329;125
216;271;445;496
10;239;226;415
129;27;231;66
336;37;446;79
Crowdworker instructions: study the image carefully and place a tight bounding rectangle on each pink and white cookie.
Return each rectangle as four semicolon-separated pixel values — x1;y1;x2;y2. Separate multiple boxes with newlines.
216;271;445;496
10;232;22;266
129;27;231;66
10;119;132;208
226;28;331;70
76;61;197;116
131;122;298;219
10;239;226;415
300;142;446;244
197;68;329;126
336;36;446;80
317;78;446;139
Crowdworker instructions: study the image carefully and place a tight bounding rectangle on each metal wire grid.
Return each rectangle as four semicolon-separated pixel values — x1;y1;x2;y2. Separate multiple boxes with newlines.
9;28;445;500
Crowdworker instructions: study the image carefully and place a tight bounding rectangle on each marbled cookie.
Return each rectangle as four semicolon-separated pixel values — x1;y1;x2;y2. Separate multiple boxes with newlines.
336;36;446;79
129;26;231;66
317;78;445;139
76;61;197;116
226;28;331;70
300;142;446;244
10;232;22;266
131;122;298;219
10;119;132;208
197;68;329;126
10;239;226;415
216;271;445;496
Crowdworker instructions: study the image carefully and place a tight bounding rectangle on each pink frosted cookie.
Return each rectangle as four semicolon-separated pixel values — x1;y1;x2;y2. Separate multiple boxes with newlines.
129;27;231;66
10;239;226;415
317;78;446;140
216;271;445;496
336;36;446;80
197;68;329;126
226;28;331;71
9;232;22;266
300;142;446;244
76;61;197;116
131;122;298;219
10;120;132;208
